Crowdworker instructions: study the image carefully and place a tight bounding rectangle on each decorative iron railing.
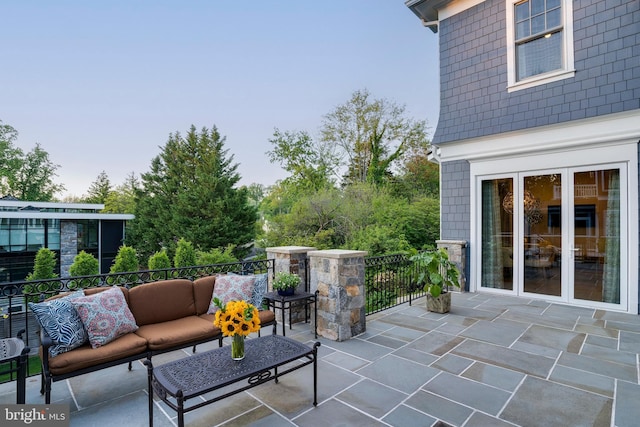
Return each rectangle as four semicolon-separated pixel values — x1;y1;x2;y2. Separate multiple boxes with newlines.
0;259;274;345
364;252;428;315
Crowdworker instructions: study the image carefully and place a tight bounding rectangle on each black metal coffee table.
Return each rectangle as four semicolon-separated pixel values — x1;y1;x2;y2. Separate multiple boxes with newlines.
145;334;320;427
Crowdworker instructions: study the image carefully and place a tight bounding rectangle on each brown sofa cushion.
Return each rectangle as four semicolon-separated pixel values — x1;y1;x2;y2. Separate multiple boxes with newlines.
128;279;196;326
134;316;221;351
46;333;148;376
193;275;216;315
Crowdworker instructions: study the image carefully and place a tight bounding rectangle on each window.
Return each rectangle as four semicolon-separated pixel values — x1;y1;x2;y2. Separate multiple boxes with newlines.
506;0;574;91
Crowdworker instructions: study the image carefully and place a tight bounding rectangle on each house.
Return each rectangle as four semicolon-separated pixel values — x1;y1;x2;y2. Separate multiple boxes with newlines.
406;0;639;313
0;197;134;282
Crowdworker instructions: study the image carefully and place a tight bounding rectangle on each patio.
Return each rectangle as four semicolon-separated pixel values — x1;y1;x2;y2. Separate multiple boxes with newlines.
2;291;640;427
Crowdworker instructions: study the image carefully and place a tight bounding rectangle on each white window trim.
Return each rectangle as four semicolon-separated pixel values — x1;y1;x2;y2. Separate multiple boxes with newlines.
505;0;576;92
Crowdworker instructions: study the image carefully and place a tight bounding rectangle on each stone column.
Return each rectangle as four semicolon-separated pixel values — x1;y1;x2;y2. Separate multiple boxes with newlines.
436;240;468;292
60;220;78;278
266;246;316;325
308;249;367;341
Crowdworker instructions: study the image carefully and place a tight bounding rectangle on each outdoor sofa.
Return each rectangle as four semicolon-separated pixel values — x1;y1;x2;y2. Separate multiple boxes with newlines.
31;275;275;404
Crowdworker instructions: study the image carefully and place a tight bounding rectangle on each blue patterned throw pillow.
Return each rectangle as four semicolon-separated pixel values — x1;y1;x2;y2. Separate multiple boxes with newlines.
251;273;268;309
29;290;88;358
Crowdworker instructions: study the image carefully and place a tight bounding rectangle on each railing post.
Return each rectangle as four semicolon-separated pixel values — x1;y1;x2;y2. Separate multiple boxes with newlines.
308;249;367;341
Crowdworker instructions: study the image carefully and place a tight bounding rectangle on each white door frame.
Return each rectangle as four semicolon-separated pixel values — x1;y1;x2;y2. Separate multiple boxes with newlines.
470;142;637;313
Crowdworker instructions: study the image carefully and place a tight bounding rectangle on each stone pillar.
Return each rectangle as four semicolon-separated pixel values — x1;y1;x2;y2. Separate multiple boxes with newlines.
60;221;78;278
266;246;316;325
308;249;367;341
436;240;468;292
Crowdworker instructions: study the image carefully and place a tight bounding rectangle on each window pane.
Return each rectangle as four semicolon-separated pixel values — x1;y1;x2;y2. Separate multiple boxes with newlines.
515;2;530;21
516;21;530;39
531;14;545;34
517;31;563;80
547;0;561;9
531;0;545;15
547;8;561;28
481;178;514;290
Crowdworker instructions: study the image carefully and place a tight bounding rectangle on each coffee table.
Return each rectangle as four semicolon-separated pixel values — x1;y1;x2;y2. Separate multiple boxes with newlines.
145;334;320;427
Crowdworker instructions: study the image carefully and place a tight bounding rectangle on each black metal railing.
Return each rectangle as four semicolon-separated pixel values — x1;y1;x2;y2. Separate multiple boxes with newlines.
364;252;428;315
0;259;274;347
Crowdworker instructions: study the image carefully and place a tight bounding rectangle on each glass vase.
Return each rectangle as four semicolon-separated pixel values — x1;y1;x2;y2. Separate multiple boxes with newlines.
231;334;245;361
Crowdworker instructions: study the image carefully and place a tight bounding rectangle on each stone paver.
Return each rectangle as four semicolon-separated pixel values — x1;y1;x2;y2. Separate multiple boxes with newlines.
501;376;612;427
2;293;638;427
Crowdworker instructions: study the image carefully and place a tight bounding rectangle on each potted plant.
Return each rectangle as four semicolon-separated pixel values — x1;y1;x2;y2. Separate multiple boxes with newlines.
410;248;461;313
272;271;301;296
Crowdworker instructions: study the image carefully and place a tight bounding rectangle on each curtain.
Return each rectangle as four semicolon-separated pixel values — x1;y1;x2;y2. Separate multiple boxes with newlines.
602;170;620;304
481;181;505;288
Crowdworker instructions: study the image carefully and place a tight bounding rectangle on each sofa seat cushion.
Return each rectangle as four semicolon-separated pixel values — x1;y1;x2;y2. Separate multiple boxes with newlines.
47;333;148;376
134;316;221;351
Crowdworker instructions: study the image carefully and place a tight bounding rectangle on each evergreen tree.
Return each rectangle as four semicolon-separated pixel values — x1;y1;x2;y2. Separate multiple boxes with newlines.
85;171;112;204
109;245;138;273
127;126;257;261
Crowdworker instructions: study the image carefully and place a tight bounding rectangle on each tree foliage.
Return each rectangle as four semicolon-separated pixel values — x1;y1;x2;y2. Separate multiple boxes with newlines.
0;120;65;200
103;172;139;213
84;171;112;204
126;125;257;261
321;89;429;187
196;245;237;265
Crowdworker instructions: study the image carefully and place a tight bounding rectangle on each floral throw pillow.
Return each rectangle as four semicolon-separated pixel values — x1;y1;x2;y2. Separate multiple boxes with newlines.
70;286;138;348
29;290;88;358
207;274;255;314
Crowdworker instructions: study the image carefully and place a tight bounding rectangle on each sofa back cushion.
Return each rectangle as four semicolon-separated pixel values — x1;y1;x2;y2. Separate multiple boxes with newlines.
193;275;217;315
128;279;196;326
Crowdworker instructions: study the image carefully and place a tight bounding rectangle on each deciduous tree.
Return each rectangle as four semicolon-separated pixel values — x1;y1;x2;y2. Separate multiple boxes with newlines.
321;89;429;187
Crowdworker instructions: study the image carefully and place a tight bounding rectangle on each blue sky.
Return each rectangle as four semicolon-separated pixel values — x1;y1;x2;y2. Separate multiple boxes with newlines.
2;1;439;198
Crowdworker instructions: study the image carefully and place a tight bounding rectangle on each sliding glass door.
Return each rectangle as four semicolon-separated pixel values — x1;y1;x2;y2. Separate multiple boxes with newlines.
479;164;626;309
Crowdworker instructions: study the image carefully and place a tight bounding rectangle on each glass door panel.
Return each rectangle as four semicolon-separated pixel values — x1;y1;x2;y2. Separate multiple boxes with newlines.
481;178;513;290
523;174;562;296
572;168;620;303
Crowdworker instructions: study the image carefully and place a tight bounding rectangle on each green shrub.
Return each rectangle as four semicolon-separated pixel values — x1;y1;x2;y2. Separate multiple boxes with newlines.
196;245;237;265
148;250;172;270
174;238;197;268
68;251;100;289
26;248;58;281
109;245;138;274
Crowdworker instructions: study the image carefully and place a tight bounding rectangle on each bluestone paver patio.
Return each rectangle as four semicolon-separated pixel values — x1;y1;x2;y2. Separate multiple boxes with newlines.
2;292;640;426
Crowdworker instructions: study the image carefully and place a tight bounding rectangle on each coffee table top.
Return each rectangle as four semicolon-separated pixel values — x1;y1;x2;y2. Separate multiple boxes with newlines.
152;334;316;400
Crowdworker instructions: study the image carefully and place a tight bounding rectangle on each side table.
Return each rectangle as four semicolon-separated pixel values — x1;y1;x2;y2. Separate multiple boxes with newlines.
263;290;318;338
0;332;30;404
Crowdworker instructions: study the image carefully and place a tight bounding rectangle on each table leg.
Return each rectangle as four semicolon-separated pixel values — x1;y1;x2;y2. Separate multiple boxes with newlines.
280;298;286;336
144;359;154;427
16;348;28;404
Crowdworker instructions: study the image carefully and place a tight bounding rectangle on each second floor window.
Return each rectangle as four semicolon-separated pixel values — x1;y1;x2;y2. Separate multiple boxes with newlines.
515;0;563;80
506;0;574;91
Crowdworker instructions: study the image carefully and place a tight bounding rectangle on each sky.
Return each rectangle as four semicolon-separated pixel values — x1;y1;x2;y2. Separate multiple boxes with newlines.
2;1;440;199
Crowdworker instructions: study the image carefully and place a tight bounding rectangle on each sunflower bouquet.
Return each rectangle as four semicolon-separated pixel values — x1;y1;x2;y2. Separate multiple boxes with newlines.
212;298;260;360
